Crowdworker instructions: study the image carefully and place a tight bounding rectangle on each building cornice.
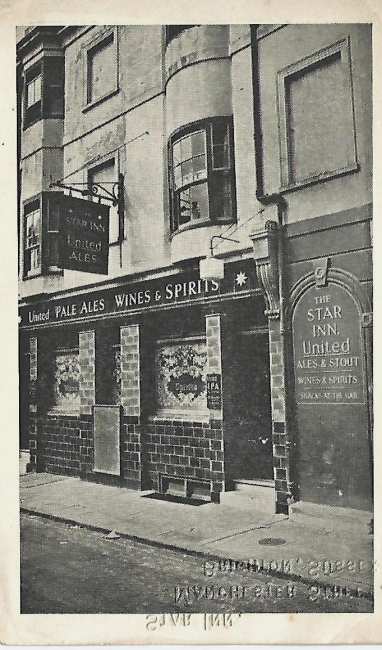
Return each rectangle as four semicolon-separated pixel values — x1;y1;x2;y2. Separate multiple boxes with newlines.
16;26;64;59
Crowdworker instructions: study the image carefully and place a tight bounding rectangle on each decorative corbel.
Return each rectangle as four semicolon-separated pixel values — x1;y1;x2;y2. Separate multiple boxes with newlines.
250;220;280;320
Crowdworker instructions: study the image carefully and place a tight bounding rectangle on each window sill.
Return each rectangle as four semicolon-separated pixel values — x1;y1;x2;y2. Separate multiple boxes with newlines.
22;268;64;280
170;218;234;240
46;409;80;418
47;266;64;276
280;161;359;194
149;410;210;424
23;270;42;280
83;87;120;113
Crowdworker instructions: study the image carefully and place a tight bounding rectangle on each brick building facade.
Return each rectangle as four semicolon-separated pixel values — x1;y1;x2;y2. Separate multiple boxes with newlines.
18;24;373;514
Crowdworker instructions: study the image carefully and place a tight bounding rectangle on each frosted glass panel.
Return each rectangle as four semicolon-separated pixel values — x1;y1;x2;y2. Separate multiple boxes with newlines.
155;340;207;412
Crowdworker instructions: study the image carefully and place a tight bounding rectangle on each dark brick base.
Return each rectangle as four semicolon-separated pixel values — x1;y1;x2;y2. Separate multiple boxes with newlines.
31;412;226;502
36;413;93;477
121;416;142;488
141;418;224;497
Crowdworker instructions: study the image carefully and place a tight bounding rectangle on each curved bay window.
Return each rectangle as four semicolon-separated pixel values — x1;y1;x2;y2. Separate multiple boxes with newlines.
169;116;236;233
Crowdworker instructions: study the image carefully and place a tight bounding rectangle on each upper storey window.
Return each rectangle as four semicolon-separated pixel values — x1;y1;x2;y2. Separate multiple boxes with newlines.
88;157;120;244
23;56;64;129
169;116;236;233
85;29;118;108
22;193;63;279
277;37;358;189
24;200;41;277
26;73;41;107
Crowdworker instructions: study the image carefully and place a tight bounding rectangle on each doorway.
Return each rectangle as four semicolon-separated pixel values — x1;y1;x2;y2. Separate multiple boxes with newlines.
226;331;273;482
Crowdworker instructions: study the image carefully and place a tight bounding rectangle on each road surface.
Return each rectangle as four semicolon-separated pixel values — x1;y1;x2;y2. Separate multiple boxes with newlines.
21;513;372;614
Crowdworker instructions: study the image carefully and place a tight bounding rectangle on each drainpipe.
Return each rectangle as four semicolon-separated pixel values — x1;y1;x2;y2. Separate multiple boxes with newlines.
250;25;295;505
250;23;287;328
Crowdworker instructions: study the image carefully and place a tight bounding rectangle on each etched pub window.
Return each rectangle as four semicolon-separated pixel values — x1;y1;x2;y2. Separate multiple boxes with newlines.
154;339;208;415
52;347;81;414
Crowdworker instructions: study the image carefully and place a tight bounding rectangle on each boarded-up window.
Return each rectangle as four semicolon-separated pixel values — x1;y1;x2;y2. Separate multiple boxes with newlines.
154;339;207;414
86;31;117;104
278;38;357;187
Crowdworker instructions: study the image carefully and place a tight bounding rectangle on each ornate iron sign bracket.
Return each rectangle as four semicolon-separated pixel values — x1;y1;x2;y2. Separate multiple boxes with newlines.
50;173;125;266
51;174;124;207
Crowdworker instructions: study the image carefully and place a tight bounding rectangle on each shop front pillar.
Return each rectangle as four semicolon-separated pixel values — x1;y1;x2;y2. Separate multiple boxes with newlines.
79;330;96;414
205;312;225;502
250;221;293;514
79;330;95;476
120;324;142;489
28;335;38;472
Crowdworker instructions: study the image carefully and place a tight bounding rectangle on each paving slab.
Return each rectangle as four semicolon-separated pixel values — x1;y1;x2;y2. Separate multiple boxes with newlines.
20;474;373;596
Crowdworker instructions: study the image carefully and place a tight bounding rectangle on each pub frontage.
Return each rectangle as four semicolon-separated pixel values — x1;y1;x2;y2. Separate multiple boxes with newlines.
19;206;374;515
17;24;373;517
20;257;279;506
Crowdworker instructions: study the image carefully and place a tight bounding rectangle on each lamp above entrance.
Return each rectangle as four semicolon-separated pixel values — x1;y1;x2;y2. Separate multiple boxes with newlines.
199;256;224;282
199;233;240;281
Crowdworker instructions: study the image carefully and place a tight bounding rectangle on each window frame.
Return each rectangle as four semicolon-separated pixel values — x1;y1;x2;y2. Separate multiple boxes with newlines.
153;335;209;419
23;62;42;129
26;74;42;108
23;197;42;279
48;343;81;416
87;155;122;246
23;55;65;130
277;36;359;191
168;116;236;234
83;27;119;112
22;192;65;280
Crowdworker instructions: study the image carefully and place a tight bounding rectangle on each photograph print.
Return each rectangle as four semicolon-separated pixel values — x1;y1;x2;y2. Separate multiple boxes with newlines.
17;23;373;616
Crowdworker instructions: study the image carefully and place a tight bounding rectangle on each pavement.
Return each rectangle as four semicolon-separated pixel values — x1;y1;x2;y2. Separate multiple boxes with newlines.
21;514;372;614
20;472;374;598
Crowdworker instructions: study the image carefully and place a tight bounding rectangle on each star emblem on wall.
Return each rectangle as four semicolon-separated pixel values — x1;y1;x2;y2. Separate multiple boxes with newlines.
235;271;248;287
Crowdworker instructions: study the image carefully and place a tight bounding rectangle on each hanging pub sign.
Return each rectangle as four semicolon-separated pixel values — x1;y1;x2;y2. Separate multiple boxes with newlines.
57;194;110;275
206;373;222;410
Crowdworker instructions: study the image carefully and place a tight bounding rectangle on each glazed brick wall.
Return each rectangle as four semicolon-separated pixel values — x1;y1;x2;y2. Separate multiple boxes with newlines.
28;336;38;469
269;315;291;513
120;325;142;487
121;416;142;489
79;330;95;415
37;414;93;476
143;418;224;497
120;325;141;418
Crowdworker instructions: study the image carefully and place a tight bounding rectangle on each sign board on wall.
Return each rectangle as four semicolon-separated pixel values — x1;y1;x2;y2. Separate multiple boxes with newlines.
57;195;110;275
292;283;366;405
206;373;222;410
19;260;259;328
